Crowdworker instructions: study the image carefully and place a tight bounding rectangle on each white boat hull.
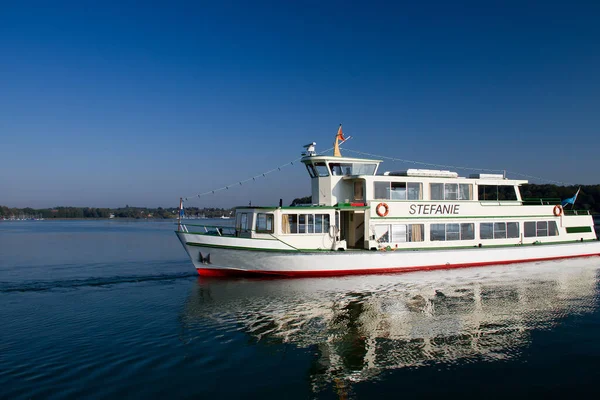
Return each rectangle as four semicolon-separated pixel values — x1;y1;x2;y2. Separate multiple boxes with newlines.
176;232;600;277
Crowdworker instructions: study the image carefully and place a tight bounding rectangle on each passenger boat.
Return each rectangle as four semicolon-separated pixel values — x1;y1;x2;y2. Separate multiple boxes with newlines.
176;130;600;277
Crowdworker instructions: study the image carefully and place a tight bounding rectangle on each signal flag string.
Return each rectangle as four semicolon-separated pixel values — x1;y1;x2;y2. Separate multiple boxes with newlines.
181;138;574;203
342;148;575;186
181;143;341;203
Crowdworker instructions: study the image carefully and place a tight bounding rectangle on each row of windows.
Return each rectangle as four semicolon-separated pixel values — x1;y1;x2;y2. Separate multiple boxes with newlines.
374;182;422;201
374;224;424;243
524;221;559;237
282;214;331;234
373;182;517;201
375;221;559;243
242;213;558;239
431;223;475;241
431;183;473;201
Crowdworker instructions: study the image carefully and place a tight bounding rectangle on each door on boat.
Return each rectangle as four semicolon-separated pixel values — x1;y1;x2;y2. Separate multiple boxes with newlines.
339;210;365;249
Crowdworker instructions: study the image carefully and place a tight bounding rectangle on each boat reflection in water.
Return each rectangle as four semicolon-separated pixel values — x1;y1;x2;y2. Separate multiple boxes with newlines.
181;259;600;393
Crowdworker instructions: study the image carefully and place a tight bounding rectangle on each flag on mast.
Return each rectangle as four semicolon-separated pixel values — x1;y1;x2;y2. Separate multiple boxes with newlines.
179;198;185;218
561;188;580;207
333;124;345;157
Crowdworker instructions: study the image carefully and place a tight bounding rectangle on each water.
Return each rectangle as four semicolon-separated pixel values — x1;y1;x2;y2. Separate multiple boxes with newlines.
2;220;600;399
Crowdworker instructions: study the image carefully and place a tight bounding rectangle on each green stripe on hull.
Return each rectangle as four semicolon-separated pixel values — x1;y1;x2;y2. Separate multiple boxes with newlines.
185;239;598;253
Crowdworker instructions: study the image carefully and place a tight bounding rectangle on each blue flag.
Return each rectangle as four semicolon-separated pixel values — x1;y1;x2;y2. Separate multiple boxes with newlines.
561;188;580;207
179;198;185;218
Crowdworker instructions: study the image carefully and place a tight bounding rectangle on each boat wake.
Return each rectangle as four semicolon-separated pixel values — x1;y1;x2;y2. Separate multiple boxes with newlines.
0;271;197;293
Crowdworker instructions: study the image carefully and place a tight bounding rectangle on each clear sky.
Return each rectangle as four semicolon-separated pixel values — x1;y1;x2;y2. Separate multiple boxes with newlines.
1;1;599;208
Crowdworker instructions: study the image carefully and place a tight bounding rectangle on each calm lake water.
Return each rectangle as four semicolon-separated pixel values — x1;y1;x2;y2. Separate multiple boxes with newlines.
2;219;600;399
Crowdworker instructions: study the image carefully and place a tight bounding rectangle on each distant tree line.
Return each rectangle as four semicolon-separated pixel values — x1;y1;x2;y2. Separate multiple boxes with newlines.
290;184;600;213
2;185;599;219
520;184;599;213
0;205;235;219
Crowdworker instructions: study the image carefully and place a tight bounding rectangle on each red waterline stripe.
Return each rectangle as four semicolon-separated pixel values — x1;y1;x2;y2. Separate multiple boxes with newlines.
196;253;600;278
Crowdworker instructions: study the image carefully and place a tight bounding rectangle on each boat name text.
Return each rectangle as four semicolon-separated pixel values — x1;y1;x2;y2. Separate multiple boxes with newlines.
409;204;460;215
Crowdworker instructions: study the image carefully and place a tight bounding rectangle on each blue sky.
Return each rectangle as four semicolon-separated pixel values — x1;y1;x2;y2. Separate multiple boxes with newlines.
1;1;599;208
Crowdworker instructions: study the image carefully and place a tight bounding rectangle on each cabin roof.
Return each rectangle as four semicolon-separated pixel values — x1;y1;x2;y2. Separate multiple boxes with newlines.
301;155;382;164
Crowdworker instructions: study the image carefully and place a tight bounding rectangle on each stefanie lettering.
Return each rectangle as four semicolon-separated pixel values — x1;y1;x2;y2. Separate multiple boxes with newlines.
409;204;460;215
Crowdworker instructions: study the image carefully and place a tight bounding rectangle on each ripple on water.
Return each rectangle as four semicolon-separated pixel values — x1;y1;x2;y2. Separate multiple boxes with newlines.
3;250;600;398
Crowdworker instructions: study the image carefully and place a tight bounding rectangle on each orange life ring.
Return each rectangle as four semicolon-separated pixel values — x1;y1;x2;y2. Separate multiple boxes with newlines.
553;205;563;217
376;203;389;217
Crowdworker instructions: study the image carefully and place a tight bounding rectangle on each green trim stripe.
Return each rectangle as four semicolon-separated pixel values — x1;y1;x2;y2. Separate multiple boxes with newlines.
371;215;556;220
566;226;593;234
185;239;598;253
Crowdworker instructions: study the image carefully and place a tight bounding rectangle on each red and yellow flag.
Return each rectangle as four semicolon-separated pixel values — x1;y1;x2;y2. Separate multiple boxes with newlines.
336;124;345;142
333;124;344;157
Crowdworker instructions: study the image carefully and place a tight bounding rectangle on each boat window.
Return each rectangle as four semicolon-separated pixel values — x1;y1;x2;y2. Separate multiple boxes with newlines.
354;163;377;175
431;183;472;200
314;162;329;177
390;182;406;200
314;214;330;233
536;221;548;237
480;223;493;239
478;185;517;201
374;224;424;243
507;222;519;238
354;181;364;201
480;222;520;240
430;184;443;200
460;184;473;200
238;213;249;231
430;223;475;241
282;214;297;233
373;182;422;200
256;213;274;233
330;163;352;176
330;162;377;176
282;213;330;234
461;223;475;240
408;183;422;200
549;221;559;236
374;182;390;200
305;164;317;179
524;221;558;238
524;222;536;237
444;184;458;201
494;222;507;239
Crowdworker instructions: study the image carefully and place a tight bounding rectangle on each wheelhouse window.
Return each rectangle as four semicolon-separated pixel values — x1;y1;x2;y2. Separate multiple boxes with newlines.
305;164;317;178
330;163;352;176
374;224;424;243
480;222;520;240
430;223;475;241
313;162;329;177
329;163;377;176
478;185;518;201
256;213;274;233
430;183;473;200
282;213;330;234
374;182;422;200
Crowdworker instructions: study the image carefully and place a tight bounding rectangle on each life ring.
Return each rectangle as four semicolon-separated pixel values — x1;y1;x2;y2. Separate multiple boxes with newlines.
553;205;563;217
376;203;389;217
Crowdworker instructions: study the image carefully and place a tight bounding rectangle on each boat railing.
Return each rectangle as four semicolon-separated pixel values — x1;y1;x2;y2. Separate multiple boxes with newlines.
522;198;561;205
178;223;237;236
563;209;591;216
